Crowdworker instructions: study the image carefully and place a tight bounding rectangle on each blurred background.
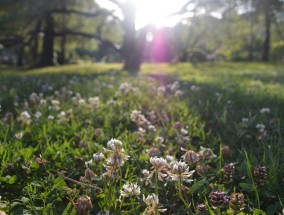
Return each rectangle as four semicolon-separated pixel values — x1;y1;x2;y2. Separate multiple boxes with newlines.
0;0;283;71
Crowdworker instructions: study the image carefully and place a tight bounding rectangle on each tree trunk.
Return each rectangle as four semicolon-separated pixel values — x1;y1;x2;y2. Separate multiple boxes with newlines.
121;1;145;74
58;35;66;64
31;21;41;65
40;14;55;67
16;44;24;66
262;7;271;62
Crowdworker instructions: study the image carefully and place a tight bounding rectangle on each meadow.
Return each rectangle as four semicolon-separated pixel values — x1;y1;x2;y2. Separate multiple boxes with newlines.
0;62;283;214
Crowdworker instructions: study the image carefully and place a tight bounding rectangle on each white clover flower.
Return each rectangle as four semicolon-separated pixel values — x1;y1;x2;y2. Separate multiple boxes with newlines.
48;115;54;120
104;139;129;167
78;98;86;106
191;85;201;92
93;153;105;161
260;108;270;114
143;193;159;208
181;148;199;164
165;155;175;162
174;90;183;96
168;161;195;183
106;99;116;106
198;146;217;160
150;157;167;170
34;111;42;119
156;136;164;144
142;169;150;177
120;183;141;197
19;111;31;125
180;128;188;136
148;125;156;132
256;124;265;130
107;138;122;151
15;132;23;140
51;100;60;107
39;99;47;106
85;159;93;168
242;117;249;123
143;194;167;214
130;110;142;122
88;97;100;107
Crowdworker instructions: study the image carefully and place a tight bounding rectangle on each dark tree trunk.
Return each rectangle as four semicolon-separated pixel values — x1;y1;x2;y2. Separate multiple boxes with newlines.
40;14;55;67
31;21;41;65
121;1;145;74
16;44;24;66
262;8;271;62
58;35;66;64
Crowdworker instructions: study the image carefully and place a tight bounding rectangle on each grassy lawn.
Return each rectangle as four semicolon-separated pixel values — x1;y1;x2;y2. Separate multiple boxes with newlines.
0;62;283;214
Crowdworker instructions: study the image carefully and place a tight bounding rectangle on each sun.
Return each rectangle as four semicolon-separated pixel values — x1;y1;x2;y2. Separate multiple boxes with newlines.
135;0;192;29
97;0;190;29
135;0;188;29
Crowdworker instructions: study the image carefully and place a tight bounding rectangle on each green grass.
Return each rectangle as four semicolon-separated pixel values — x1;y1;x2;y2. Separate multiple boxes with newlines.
0;62;283;214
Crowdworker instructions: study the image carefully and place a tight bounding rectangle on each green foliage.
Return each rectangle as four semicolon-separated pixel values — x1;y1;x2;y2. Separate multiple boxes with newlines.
0;63;283;214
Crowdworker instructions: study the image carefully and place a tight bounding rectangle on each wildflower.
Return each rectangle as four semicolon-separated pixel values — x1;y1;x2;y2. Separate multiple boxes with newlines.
223;163;236;183
143;194;167;215
88;96;100;107
103;165;120;180
191;85;201;92
85;159;93;168
74;195;93;215
35;155;48;165
18;111;31;125
256;124;265;131
93;153;105;162
80;168;97;182
181;148;199;164
78;98;86;106
79;140;89;149
51;99;60;110
148;125;156;132
253;165;267;187
15;132;23;140
242;117;249;123
106;99;116;106
149;157;168;181
174;90;183;96
168;161;194;183
120;183;141;197
221;145;231;158
165;155;174;162
198;146;217;160
34;111;42;120
150;157;167;171
229;192;245;213
174;121;182;131
196;203;207;212
180;128;188;135
103;139;129;180
156;136;164;145
48;115;54;120
147;147;161;157
209;190;229;208
119;82;132;95
260;108;270;114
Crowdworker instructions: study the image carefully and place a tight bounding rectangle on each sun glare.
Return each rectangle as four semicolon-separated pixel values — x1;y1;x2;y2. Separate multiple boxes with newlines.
135;0;188;29
97;0;191;29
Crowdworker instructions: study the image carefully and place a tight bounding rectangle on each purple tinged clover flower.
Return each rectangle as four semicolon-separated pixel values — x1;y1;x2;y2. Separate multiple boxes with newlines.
209;190;229;208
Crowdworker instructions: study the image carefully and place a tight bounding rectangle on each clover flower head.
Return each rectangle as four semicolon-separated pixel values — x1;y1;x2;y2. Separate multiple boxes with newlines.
120;183;141;197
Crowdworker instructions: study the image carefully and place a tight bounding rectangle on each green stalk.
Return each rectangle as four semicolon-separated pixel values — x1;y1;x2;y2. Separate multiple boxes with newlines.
178;176;190;209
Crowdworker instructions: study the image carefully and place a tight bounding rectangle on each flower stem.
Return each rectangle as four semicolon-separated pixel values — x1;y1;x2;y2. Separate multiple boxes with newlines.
155;171;159;195
178;176;190;209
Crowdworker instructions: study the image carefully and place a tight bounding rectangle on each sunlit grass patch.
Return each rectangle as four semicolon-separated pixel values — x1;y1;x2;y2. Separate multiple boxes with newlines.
0;62;283;214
